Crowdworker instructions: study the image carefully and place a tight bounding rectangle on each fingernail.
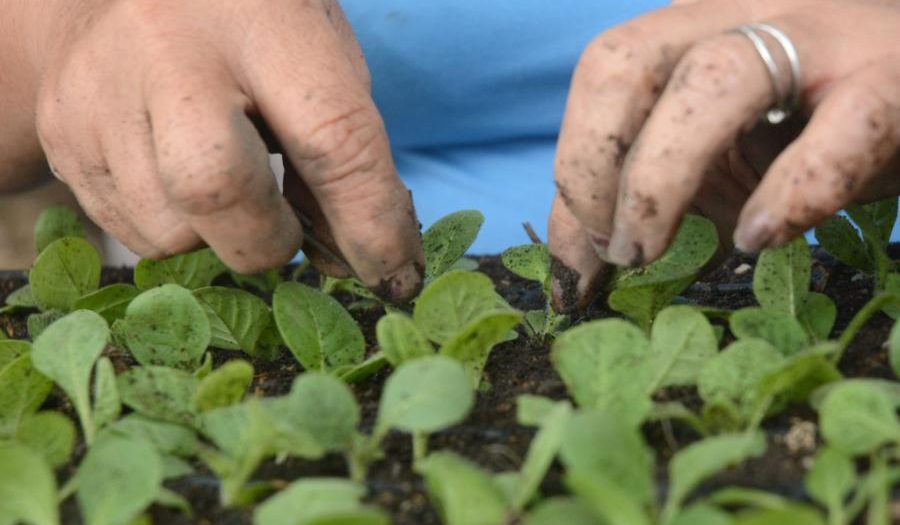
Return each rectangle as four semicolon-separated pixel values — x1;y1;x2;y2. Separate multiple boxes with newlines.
734;212;776;253
377;262;424;304
589;233;611;260
607;233;644;267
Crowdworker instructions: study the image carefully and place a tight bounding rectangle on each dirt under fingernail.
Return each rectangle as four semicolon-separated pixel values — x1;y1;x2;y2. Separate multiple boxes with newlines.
550;256;581;313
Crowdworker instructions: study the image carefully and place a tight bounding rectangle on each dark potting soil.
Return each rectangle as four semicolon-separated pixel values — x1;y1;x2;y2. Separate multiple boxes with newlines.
0;247;895;525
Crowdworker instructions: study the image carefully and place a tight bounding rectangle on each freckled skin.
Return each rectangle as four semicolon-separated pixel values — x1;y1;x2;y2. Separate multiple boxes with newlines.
549;0;900;312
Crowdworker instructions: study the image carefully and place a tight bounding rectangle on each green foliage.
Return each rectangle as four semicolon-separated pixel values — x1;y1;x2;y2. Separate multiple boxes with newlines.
118;366;199;426
646;305;718;390
29;237;101;312
34;206;85;254
277;372;359;452
523;498;599;525
134;248;226;290
74;434;163;525
422;210;484;281
192;360;253;412
729;308;807;356
254;479;388;525
805;447;856;524
0;354;53;435
118;285;211;370
797;293;837;342
753;236;811;317
375;312;434;367
32;310;108;444
92;357;121;430
608;215;718;329
817;381;900;455
417;451;509;525
194;287;275;357
73;284;140;325
273;282;365;373
26;310;64;339
502;244;551;296
0;443;59;525
440;309;523;387
14;411;76;468
510;401;572;510
413;271;511;345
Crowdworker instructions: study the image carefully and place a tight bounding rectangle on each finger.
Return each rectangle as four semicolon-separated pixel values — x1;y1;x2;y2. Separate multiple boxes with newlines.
99;110;201;259
734;58;900;251
148;67;302;274
282;161;354;278
547;193;609;313
604;26;794;266
554;1;754;260
321;0;371;87
240;1;423;302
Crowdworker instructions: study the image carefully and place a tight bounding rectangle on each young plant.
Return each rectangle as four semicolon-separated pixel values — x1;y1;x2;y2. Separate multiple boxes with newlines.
0;442;60;525
193;286;281;359
29;237;101;313
502;243;569;341
422;210;484;281
254;478;389;525
816;199;897;292
607;215;719;331
134;248;227;291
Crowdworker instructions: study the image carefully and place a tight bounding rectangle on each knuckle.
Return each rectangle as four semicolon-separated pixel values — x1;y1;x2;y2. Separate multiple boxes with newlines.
670;39;748;98
160;143;257;216
576;31;654;91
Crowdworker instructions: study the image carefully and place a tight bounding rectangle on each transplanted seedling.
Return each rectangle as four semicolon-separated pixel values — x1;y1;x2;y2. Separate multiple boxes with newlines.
607;215;719;331
502;243;569;341
253;478;389;525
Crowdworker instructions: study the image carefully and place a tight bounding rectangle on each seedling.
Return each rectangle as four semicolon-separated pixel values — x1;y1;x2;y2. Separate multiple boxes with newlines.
607;215;719;331
254;478;389;525
501;243;569;341
134;248;227;291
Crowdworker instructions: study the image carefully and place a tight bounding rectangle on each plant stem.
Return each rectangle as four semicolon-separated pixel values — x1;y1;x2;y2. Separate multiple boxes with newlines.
346;452;368;484
412;433;429;466
834;293;900;364
76;397;95;446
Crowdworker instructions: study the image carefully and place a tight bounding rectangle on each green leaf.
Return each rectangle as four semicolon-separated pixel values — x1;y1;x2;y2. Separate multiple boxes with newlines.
698;339;784;424
512;401;572;510
805;447;856;520
797;293;836;342
669;504;733;525
0;354;52;435
565;470;651;525
29;237;101;312
0;340;30;370
888;318;900;378
376;312;434;367
516;395;560;427
192;360;253;412
109;415;199;457
551;319;653;427
119;285;211;370
254;479;388;525
0;443;59;525
73;284;140;325
5;284;37;310
559;410;654;506
646;305;718;390
375;356;474;437
818;381;900;455
118;366;198;426
608;276;696;332
523;498;600;525
732;505;825;525
228;269;281;294
15;411;75;468
32;310;108;443
336;352;388;384
273;282;365;373
414;271;510;345
440;309;523;387
730;307;808;356
502;244;551;295
753;346;842;410
814;215;871;271
849;199;897;247
34;206;85;254
75;434;163;525
753;237;810;317
92;357;121;430
663;432;767;521
278;372;359;451
193;287;272;356
134;248;226;291
26;310;65;339
416;451;509;525
423;210;484;280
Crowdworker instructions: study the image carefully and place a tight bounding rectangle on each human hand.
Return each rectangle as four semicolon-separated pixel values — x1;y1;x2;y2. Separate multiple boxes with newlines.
548;0;900;312
29;0;423;301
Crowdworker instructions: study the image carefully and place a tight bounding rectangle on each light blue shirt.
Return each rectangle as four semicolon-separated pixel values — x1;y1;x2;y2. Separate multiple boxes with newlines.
341;1;668;252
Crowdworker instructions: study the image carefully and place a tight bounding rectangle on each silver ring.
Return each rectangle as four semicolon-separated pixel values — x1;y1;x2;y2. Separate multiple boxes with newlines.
732;23;801;124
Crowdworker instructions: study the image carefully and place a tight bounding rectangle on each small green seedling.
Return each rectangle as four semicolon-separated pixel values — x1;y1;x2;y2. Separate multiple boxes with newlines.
73;284;141;325
29;237;101;312
273;281;368;376
117;284;211;370
254;478;389;525
193;286;280;359
33;205;85;254
31;310;109;444
502;243;569;341
607;215;719;331
423;210;484;281
0;442;60;525
0;345;53;437
816;199;897;292
134;248;227;291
